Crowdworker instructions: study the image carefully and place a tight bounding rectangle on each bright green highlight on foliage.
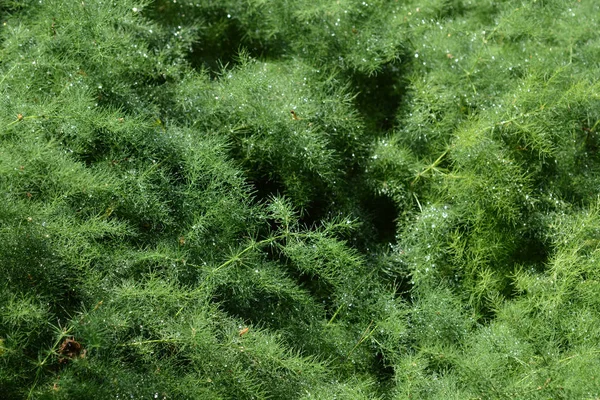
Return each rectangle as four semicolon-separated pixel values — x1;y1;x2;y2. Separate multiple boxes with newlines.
1;0;600;398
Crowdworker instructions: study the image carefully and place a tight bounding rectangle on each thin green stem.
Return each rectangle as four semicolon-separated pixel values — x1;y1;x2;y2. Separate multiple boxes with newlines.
0;63;19;87
327;304;344;326
412;149;449;185
119;338;184;347
346;320;377;359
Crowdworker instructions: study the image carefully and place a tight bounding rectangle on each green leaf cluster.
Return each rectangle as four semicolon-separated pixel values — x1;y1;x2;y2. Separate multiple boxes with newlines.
1;0;600;399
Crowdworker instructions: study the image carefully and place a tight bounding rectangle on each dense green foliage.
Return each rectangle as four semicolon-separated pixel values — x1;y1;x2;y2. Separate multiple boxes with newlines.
1;0;600;398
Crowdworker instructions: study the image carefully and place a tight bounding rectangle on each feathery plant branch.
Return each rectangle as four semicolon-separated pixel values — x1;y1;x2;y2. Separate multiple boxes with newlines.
2;0;600;398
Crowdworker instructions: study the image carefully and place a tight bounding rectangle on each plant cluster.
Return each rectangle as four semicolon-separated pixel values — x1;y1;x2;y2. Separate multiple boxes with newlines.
1;0;600;398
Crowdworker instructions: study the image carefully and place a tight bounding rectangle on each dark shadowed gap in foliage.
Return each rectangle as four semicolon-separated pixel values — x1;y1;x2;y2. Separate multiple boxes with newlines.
188;25;289;77
510;235;549;272
361;195;399;244
501;232;549;306
297;193;332;227
372;351;396;396
146;1;285;78
145;0;243;76
395;279;413;304
245;163;337;230
247;171;321;228
248;176;287;210
349;61;408;134
188;20;247;76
